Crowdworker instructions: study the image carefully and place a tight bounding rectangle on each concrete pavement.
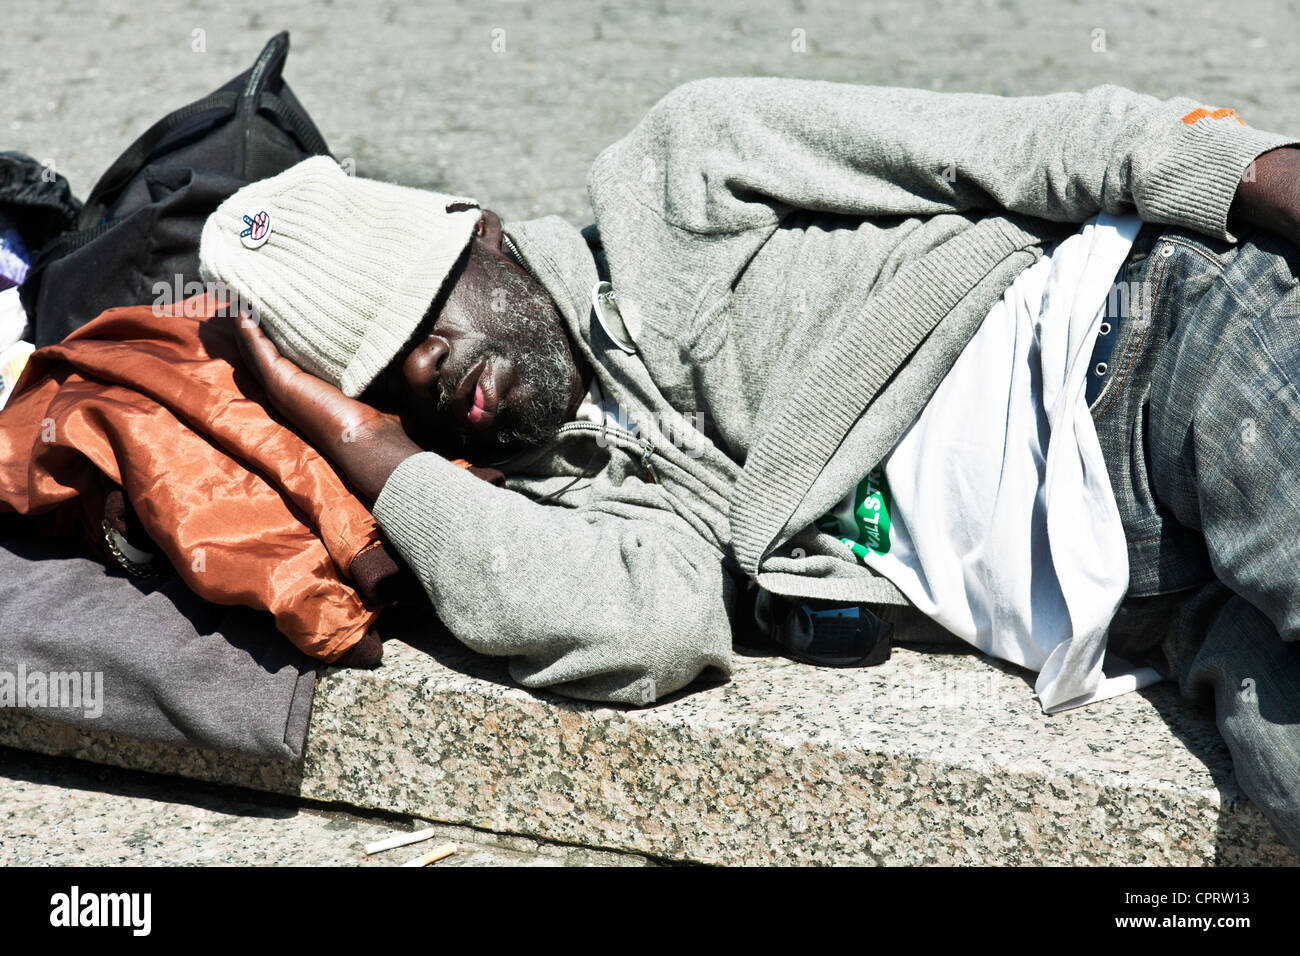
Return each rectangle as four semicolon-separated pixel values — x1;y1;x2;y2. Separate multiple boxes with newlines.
6;0;1299;228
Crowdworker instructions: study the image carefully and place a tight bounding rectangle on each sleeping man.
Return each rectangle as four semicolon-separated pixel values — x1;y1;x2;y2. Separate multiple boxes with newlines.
199;78;1300;852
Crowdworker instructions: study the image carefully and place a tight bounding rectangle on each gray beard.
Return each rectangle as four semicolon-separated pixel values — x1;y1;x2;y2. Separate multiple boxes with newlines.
437;266;576;453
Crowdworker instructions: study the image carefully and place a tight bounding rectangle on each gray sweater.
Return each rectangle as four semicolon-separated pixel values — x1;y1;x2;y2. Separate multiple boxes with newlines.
373;78;1295;704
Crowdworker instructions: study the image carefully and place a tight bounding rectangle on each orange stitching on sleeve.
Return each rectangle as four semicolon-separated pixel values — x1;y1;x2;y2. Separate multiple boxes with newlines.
1210;107;1244;124
1182;107;1245;125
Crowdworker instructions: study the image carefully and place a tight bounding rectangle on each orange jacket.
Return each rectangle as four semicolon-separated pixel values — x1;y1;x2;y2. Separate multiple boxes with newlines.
0;295;477;663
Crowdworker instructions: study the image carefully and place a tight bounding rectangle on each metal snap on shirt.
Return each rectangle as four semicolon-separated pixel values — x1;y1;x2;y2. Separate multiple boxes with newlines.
591;281;639;353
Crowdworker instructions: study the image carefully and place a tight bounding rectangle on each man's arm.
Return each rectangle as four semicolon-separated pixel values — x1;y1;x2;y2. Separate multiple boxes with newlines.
373;451;735;703
592;78;1299;242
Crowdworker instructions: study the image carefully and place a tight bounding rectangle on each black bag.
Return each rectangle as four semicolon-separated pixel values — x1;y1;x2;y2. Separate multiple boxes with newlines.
19;31;331;345
0;152;82;264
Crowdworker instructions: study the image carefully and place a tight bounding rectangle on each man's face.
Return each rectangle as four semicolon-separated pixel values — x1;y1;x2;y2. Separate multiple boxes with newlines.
370;209;586;459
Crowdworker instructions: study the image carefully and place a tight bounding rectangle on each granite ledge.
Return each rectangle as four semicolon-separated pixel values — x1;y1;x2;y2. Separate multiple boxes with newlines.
1;627;1295;866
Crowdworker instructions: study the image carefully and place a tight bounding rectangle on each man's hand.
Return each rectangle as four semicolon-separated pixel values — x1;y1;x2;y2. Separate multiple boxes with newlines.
233;311;422;501
1230;147;1300;248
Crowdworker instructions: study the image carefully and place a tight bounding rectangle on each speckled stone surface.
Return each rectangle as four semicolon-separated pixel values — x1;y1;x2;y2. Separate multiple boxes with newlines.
3;630;1295;865
0;748;653;866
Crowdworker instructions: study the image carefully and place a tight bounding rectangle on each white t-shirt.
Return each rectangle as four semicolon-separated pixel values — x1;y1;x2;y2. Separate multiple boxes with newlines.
575;375;620;430
816;212;1161;713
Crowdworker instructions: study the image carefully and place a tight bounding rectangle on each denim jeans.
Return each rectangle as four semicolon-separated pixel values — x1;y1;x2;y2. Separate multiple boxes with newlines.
1090;221;1300;855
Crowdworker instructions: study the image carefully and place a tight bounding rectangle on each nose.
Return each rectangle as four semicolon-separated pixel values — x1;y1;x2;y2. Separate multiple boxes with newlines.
404;334;452;398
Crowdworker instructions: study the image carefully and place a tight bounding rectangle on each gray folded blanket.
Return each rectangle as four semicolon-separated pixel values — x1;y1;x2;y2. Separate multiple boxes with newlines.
0;533;318;761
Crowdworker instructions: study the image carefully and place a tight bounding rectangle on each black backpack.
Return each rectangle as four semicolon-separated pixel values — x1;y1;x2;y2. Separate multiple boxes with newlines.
19;31;332;345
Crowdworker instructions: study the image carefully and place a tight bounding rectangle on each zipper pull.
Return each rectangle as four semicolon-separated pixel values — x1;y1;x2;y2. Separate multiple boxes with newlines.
592;281;639;354
640;443;658;484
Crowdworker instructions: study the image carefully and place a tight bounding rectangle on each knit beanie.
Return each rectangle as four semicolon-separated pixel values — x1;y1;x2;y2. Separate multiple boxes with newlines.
198;155;481;397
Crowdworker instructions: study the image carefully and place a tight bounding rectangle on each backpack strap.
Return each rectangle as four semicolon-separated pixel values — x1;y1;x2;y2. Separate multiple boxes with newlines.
258;93;330;157
233;31;290;172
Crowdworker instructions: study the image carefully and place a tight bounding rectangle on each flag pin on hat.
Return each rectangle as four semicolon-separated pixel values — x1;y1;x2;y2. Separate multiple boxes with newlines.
240;209;272;249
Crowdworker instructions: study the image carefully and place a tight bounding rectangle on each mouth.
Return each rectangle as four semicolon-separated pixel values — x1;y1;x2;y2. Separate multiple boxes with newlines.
451;356;506;432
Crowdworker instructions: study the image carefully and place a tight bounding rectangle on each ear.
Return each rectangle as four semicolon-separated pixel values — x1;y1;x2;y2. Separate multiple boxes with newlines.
475;208;505;249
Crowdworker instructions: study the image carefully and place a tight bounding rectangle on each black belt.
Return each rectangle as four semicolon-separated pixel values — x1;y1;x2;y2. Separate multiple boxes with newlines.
1085;224;1163;407
1084;261;1125;407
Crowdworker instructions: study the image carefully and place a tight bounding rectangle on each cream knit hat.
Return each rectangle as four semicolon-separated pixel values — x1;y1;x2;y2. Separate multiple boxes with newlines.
198;156;481;397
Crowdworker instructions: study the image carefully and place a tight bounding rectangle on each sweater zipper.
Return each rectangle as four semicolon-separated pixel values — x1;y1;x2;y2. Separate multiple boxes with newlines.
501;232;529;272
552;420;658;484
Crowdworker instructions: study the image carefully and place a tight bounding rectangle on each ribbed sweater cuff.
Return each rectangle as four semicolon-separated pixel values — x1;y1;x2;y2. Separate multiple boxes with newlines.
371;452;487;577
1143;120;1299;242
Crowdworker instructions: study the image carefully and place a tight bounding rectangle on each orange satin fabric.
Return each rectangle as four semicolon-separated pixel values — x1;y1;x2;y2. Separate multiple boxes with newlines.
0;294;417;663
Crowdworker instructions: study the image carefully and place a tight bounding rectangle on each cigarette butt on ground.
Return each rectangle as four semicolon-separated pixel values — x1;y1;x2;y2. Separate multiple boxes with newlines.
400;842;458;867
365;827;437;856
